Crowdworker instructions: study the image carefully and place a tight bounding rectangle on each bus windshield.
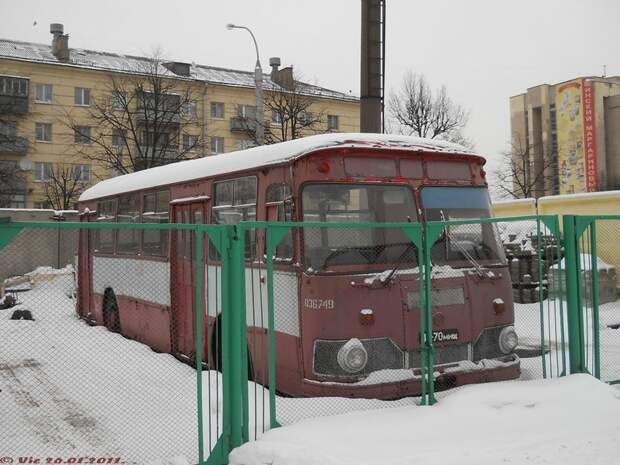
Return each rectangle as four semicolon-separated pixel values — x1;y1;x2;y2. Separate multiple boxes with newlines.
421;186;506;267
302;183;417;271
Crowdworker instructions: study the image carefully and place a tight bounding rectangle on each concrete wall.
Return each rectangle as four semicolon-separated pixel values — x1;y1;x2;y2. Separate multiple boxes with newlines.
0;209;78;282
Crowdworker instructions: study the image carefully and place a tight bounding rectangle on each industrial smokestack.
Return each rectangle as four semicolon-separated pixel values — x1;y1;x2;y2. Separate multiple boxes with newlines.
360;0;385;133
50;23;70;62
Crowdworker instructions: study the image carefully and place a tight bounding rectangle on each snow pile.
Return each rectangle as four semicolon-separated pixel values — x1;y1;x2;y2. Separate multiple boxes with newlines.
230;375;620;465
551;253;614;271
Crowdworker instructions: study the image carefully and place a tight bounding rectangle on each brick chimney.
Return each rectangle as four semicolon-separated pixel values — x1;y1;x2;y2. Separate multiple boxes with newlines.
50;23;70;62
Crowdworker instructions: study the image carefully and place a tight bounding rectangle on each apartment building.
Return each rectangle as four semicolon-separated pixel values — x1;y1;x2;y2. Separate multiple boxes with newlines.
0;24;360;208
510;76;620;197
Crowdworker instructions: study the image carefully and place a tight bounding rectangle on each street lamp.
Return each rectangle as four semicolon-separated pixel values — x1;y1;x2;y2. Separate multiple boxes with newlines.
226;23;264;145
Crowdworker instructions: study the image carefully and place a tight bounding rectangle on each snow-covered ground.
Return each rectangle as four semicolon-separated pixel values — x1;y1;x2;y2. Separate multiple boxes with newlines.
231;375;620;465
2;267;620;465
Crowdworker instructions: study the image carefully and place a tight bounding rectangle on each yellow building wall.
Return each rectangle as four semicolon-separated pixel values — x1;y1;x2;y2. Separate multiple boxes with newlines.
492;198;537;218
493;192;620;270
0;57;360;208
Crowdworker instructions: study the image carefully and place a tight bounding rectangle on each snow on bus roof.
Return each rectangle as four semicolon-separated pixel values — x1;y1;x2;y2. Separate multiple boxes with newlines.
79;133;477;202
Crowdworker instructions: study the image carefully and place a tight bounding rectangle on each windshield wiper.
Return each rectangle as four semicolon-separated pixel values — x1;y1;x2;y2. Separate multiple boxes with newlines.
440;210;486;278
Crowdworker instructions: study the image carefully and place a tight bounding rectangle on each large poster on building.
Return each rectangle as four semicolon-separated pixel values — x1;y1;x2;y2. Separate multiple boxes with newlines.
582;80;598;191
556;79;585;193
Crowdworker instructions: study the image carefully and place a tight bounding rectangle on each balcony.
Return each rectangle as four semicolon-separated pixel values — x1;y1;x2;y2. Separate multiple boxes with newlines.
134;108;181;125
0;136;29;154
230;116;269;133
0;95;29;115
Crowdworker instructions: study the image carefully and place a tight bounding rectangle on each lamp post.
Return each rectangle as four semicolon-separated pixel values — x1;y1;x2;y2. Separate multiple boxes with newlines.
226;23;264;145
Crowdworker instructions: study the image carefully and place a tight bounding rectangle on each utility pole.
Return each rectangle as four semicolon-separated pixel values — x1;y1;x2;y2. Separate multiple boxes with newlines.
360;0;386;133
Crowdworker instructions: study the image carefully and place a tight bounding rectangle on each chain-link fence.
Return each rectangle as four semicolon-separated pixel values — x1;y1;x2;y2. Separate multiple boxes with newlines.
238;217;570;434
567;216;620;385
0;222;230;465
2;215;616;464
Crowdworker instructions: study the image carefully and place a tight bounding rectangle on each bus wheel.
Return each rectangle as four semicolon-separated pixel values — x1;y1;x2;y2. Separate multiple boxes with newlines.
102;288;121;333
210;313;254;380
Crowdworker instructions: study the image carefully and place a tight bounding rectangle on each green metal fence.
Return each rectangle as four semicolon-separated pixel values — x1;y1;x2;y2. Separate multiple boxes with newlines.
0;215;617;465
563;215;620;385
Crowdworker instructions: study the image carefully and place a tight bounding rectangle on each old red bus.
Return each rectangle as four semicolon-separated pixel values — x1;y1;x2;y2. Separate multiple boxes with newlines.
77;133;519;399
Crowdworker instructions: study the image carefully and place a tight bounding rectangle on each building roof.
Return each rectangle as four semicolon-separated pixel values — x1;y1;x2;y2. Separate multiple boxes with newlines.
0;38;358;102
79;133;477;202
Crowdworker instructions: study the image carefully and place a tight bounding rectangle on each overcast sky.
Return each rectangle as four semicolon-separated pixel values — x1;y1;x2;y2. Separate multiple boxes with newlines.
3;0;619;168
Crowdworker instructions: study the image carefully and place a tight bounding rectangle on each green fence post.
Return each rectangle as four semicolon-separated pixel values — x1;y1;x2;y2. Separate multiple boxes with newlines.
589;221;601;379
401;224;427;405
229;224;248;447
563;215;584;374
194;228;206;465
266;225;291;428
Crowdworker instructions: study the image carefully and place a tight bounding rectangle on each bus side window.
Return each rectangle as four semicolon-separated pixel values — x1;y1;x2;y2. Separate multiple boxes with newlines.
117;193;141;255
142;190;170;257
95;199;117;253
265;183;293;261
212;176;257;260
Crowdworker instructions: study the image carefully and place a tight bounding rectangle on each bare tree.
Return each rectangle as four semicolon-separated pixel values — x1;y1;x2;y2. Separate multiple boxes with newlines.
236;73;327;145
64;53;205;175
388;72;472;148
0;161;25;208
42;163;88;210
492;136;556;199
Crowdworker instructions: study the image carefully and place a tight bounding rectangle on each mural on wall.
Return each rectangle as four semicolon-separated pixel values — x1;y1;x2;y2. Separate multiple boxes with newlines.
556;79;598;194
556;80;585;194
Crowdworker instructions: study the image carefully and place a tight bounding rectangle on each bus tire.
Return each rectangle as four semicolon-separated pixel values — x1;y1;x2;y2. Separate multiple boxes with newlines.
210;313;254;380
102;288;121;333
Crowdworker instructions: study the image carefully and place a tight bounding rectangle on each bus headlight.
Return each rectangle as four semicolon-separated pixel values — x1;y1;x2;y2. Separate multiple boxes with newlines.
337;338;368;374
498;326;518;354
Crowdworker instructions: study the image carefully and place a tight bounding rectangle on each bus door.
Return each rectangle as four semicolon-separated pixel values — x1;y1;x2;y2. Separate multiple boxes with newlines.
171;202;205;359
77;209;96;320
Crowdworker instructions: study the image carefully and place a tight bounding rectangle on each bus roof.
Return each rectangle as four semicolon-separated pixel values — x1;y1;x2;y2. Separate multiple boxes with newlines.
79;133;478;202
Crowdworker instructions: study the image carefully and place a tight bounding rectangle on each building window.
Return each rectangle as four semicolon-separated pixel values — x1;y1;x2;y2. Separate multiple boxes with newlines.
112;91;127;110
112;129;125;148
236;139;256;151
74;126;91;144
327;114;339;131
272;110;283;124
211;102;225;119
74;87;91;106
74;164;91;182
183;134;199;151
0;76;28;97
34;162;53;181
34;201;52;209
238;105;256;119
182;101;197;119
210;136;224;154
35;84;52;103
142;190;170;257
35;123;52;142
141;130;170;148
